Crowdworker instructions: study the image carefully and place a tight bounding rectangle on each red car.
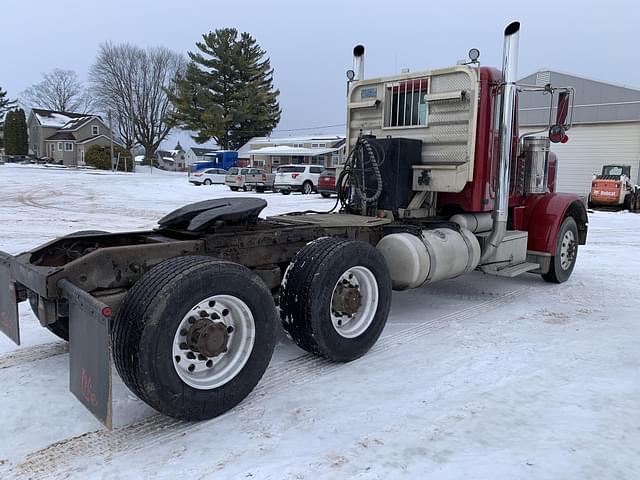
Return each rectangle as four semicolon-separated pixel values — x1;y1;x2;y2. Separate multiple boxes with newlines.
318;168;336;197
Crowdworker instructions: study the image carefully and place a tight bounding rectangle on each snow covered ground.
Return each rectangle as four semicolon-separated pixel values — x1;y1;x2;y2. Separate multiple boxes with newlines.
0;164;638;479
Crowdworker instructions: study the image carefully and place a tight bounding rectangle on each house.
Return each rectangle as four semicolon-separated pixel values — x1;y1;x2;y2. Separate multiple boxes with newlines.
519;70;640;197
185;147;219;167
156;148;186;171
237;137;261;166
27;108;119;166
240;135;346;172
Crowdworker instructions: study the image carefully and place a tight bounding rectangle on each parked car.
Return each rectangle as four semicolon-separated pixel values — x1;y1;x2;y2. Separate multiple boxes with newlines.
189;168;228;186
225;167;275;192
274;164;324;195
318;168;337;198
2;154;33;164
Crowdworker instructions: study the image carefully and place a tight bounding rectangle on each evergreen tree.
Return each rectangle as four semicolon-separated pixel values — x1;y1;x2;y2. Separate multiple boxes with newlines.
0;86;16;116
15;108;28;154
3;110;15;153
169;28;281;150
4;108;28;155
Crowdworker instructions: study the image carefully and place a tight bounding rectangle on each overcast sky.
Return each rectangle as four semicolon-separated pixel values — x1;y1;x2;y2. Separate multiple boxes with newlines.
2;0;638;148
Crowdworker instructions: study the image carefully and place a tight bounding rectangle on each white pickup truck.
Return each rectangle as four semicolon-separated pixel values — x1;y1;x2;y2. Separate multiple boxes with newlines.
224;167;275;193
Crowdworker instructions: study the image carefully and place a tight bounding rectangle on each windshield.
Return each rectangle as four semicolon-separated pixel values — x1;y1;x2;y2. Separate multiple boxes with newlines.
277;166;305;173
603;166;623;176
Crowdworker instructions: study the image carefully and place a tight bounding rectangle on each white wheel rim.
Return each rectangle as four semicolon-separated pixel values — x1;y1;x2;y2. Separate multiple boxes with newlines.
172;294;255;390
304;183;312;194
330;266;379;338
560;230;576;270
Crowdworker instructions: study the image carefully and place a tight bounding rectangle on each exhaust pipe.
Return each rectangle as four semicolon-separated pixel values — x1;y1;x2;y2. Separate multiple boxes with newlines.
480;21;520;264
353;45;365;80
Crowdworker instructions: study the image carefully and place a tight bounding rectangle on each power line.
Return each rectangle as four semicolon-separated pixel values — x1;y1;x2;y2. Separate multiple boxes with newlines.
272;123;346;132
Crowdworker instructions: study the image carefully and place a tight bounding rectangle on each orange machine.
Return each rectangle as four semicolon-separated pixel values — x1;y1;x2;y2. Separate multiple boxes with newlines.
589;165;640;211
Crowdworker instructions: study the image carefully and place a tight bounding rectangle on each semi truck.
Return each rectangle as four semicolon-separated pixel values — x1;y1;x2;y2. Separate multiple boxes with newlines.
0;21;587;429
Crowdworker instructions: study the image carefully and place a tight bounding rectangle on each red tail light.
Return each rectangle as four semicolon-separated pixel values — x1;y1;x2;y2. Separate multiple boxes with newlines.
291;173;300;179
194;173;203;177
236;176;242;181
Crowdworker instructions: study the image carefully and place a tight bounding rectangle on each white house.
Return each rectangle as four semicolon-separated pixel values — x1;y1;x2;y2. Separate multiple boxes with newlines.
239;135;346;172
185;147;219;167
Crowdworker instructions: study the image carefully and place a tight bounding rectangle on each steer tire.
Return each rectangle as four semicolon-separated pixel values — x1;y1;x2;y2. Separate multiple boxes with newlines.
280;237;392;362
111;256;277;420
542;217;579;284
28;229;108;341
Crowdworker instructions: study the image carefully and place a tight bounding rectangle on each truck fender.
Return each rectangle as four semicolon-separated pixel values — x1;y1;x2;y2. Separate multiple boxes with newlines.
522;193;588;254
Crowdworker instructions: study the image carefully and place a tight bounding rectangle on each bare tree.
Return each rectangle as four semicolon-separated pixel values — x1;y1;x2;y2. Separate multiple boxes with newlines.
90;42;185;158
21;69;94;113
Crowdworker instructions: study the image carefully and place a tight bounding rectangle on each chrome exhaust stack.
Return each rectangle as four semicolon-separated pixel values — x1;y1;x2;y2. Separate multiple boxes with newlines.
480;21;520;264
353;45;365;80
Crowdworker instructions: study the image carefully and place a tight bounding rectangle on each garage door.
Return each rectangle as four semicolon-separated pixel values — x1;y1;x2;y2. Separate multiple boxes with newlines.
540;123;640;197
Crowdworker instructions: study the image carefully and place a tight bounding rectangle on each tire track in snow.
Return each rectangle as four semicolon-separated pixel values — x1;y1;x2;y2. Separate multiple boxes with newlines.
9;287;526;479
0;342;68;370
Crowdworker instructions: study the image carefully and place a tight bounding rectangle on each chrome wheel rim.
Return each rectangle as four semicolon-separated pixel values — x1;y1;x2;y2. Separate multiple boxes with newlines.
303;183;312;194
330;266;379;338
172;294;255;389
560;230;576;271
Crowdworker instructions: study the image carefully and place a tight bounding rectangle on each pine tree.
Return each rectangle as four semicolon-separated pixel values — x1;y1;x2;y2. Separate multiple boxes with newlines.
14;108;28;154
169;28;281;150
0;86;16;116
3;110;15;154
4;108;28;155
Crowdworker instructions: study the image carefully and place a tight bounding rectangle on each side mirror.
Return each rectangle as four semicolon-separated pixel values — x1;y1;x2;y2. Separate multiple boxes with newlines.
555;91;570;126
549;92;571;143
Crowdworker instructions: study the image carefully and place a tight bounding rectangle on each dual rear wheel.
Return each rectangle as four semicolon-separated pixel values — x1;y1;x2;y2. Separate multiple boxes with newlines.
111;238;392;420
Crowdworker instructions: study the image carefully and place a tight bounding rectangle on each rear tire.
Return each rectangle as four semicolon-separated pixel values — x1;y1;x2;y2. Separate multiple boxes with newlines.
320;192;331;198
230;187;239;192
255;187;265;193
281;190;291;195
280;237;392;362
203;179;212;185
623;194;632;211
302;181;313;195
112;256;276;420
542;217;579;284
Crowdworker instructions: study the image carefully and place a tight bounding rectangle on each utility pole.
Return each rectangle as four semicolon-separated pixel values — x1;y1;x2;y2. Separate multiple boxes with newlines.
108;110;115;172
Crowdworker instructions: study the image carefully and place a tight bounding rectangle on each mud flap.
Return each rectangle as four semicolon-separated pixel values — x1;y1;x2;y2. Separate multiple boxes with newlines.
0;252;20;345
58;279;113;430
